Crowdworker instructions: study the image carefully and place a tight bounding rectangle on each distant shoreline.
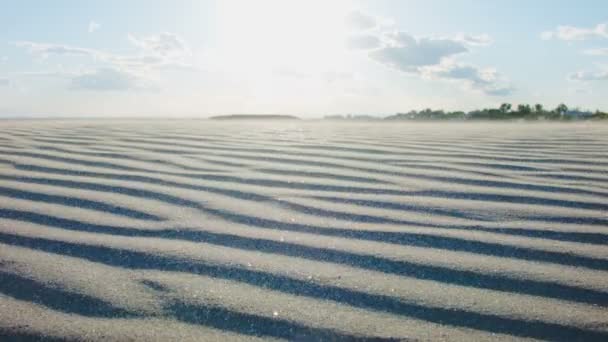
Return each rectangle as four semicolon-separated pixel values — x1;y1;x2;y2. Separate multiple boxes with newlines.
209;114;301;120
2;117;608;123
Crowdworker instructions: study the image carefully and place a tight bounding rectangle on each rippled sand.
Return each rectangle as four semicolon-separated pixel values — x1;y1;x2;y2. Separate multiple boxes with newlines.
0;120;607;341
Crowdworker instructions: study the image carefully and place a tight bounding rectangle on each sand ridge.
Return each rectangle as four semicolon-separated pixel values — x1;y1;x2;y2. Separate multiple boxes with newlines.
0;120;607;341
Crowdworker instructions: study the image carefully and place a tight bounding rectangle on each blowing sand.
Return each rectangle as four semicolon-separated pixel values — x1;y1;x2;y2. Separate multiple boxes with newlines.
0;120;607;341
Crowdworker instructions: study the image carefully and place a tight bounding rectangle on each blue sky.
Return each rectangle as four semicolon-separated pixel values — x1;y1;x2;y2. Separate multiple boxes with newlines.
0;0;607;117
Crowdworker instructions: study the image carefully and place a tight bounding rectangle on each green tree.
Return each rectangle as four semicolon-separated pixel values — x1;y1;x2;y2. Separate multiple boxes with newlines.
517;104;532;115
556;103;568;116
499;103;512;113
534;104;544;113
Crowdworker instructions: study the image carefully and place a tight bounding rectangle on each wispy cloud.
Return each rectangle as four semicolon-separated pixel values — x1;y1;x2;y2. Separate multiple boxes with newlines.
368;31;511;96
541;23;608;41
454;33;493;46
127;32;191;58
16;32;193;69
344;10;510;96
369;32;468;72
14;67;155;92
583;48;608;56
14;32;195;91
15;41;98;58
422;62;514;96
543;23;608;84
569;69;608;81
70;67;156;91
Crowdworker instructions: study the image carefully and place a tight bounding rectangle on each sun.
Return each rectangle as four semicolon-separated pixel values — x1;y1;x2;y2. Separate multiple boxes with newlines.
215;0;353;74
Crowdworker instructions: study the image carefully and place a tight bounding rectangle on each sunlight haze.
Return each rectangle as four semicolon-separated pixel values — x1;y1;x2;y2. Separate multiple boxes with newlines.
0;0;607;117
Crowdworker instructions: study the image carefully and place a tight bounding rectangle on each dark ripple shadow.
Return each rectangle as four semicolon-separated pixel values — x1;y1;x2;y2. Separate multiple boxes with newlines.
5;156;608;243
211;152;608;199
0;233;606;341
31;137;96;146
183;155;252;167
286;143;398;156
383;154;608;167
254;168;392;185
169;173;401;195
11;162;406;196
378;162;503;177
32;145;226;173
410;190;608;213
0;150;150;172
0;175;205;210
168;302;397;341
528;173;608;183
408;190;608;225
0;270;136;318
33;146;129;159
1;208;607;307
308;196;608;245
409;174;608;200
139;279;170;293
11;162;608;215
451;161;546;171
0;186;163;221
286;197;496;222
198;207;608;272
2;169;607;269
0;329;69;342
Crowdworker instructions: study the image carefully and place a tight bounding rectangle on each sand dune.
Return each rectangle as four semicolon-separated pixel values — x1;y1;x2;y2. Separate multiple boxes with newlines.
0;120;607;341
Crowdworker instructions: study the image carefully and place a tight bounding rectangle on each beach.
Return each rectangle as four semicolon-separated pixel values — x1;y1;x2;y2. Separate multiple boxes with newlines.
0;120;607;341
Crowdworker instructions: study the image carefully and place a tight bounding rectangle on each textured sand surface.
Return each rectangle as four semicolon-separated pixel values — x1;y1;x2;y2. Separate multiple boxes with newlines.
0;120;607;341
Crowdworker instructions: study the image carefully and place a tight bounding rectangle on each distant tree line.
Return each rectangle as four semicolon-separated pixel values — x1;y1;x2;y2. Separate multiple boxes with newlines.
325;104;608;121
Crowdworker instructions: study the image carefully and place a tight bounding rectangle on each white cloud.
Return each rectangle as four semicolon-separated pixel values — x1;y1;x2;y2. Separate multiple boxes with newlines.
0;78;9;86
370;32;468;72
422;62;514;96
16;70;77;78
88;21;101;33
345;10;376;30
16;32;193;69
70;67;155;91
109;55;165;67
15;41;98;58
70;68;133;90
128;32;191;58
540;31;554;40
364;30;510;96
583;48;608;56
344;9;508;97
454;33;493;46
15;67;155;91
542;23;608;41
542;23;608;81
568;70;608;81
14;32;195;92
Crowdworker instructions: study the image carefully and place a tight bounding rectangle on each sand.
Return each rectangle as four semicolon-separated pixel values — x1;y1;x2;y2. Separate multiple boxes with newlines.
0;119;607;341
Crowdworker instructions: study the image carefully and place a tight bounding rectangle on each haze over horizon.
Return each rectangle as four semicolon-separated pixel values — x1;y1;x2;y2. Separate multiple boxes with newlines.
1;0;607;117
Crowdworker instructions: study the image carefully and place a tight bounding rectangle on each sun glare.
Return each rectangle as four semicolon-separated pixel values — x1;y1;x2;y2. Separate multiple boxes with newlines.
216;0;353;74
